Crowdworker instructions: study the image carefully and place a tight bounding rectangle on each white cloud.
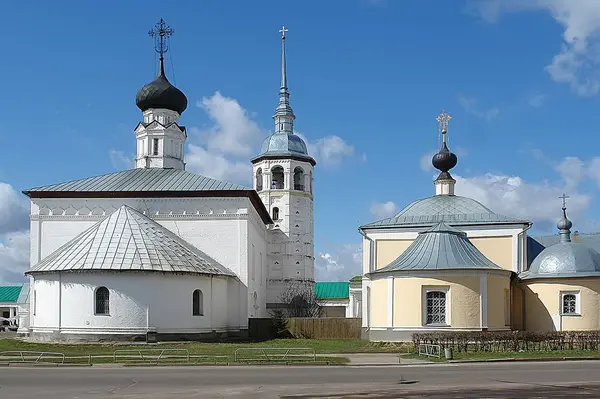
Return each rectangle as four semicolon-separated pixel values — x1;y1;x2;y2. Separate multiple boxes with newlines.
454;173;591;226
469;0;600;96
528;93;546;108
0;182;29;284
186;144;252;184
369;201;399;219
315;244;362;282
0;231;29;285
109;150;133;170
458;94;500;120
297;133;356;168
195;92;262;158
0;183;29;235
420;151;436;172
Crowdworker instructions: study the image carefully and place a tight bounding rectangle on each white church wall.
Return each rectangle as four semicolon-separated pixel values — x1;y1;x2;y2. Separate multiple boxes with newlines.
29;196;270;323
30;273;238;337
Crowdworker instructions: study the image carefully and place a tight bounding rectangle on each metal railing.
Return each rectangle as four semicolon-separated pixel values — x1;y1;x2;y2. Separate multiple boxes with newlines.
418;344;441;358
113;348;191;364
0;351;66;364
234;347;317;363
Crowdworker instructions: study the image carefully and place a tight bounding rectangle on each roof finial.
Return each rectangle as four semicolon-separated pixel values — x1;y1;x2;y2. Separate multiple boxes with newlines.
279;25;288;89
436;110;452;144
557;193;573;243
149;18;175;76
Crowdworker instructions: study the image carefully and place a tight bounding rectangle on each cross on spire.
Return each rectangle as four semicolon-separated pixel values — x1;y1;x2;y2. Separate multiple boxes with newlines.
436;111;451;134
279;25;288;40
559;193;570;209
149;18;175;60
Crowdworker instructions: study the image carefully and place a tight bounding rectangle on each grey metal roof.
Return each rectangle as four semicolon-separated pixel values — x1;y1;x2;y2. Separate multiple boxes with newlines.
251;133;316;164
23;168;248;194
374;221;503;273
16;283;30;304
26;205;235;277
520;241;600;280
361;195;529;229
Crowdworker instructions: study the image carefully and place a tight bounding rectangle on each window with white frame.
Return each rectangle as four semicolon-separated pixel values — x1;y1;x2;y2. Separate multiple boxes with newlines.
424;289;448;325
560;291;580;315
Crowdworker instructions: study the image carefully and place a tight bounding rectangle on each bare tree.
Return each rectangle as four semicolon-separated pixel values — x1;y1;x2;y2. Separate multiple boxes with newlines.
278;280;321;318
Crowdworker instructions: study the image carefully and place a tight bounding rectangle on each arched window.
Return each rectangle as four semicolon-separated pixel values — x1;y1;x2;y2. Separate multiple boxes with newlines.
95;287;110;315
271;166;284;189
193;289;204;316
294;167;305;191
309;171;313;194
272;207;280;221
425;290;447;325
256;168;263;191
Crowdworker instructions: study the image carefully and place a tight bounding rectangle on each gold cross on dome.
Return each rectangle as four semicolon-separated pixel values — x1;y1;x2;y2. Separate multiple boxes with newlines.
559;193;570;209
279;25;288;39
436;110;451;133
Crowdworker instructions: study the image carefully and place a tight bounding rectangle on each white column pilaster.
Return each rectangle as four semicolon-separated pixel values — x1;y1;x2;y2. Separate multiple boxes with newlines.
480;273;488;329
387;277;394;327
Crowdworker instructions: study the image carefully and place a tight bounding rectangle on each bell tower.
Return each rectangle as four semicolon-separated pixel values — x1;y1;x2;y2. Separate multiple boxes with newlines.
251;26;316;307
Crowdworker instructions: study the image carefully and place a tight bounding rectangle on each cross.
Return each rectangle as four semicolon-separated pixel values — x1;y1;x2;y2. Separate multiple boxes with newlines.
279;25;288;39
436;110;451;133
559;193;570;209
148;18;175;59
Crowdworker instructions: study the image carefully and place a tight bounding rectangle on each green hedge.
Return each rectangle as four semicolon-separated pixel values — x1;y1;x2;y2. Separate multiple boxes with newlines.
412;331;600;353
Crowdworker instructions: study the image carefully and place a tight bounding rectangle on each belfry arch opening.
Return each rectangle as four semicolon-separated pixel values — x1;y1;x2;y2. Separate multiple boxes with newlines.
271;166;284;189
294;167;305;191
256;168;263;191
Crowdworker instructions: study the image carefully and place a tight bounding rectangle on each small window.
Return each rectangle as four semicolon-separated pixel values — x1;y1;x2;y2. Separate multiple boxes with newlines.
95;287;110;315
561;292;579;315
193;289;203;316
272;207;280;220
152;138;159;155
256;168;263;191
425;290;447;325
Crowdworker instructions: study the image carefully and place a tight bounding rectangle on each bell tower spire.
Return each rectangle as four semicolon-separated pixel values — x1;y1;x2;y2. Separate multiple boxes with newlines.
274;25;295;135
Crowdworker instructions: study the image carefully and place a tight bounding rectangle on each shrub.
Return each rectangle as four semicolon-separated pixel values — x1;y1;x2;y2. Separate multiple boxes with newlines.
412;330;600;353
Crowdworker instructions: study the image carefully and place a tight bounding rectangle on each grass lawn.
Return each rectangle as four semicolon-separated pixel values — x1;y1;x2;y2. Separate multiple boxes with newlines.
0;338;409;365
407;349;600;363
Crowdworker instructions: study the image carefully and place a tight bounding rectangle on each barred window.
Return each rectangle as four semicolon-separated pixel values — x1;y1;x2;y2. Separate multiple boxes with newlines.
562;293;577;314
193;289;204;316
425;291;447;325
95;287;110;315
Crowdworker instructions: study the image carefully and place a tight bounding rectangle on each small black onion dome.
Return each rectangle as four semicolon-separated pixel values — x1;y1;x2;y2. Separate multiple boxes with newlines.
136;60;188;115
557;209;573;231
432;142;458;172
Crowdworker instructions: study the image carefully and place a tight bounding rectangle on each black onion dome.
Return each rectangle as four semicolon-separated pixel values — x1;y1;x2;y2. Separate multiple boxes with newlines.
136;61;188;115
432;142;458;172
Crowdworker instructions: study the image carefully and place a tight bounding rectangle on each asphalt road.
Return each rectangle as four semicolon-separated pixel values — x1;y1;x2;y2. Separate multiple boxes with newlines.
0;361;599;398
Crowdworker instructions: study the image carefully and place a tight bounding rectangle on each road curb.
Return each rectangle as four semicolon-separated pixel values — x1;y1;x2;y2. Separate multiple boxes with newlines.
449;356;600;364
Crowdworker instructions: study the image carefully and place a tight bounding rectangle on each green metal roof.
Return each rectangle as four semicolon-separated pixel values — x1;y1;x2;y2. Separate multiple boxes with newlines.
0;286;23;303
23;168;248;194
315;282;349;300
361;195;529;229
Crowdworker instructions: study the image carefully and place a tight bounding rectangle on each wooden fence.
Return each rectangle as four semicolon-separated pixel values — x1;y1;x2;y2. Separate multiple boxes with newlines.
287;317;362;339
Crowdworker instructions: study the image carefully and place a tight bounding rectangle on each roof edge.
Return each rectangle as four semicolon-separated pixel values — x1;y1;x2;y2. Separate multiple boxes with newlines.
250;153;316;166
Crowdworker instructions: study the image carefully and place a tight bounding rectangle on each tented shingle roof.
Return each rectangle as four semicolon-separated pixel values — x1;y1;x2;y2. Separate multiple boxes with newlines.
375;221;504;273
26;205;234;277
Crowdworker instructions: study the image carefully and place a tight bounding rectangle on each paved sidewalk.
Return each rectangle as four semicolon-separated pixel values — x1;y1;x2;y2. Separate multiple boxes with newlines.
325;353;432;365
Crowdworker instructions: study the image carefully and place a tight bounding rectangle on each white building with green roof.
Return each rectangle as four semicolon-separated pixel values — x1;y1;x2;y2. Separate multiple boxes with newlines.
18;21;316;342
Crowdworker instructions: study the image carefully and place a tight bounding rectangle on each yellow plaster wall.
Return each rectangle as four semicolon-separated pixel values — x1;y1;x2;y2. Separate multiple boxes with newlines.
391;276;480;328
487;275;511;329
369;279;388;327
469;236;513;271
375;240;413;269
523;279;600;332
512;286;524;330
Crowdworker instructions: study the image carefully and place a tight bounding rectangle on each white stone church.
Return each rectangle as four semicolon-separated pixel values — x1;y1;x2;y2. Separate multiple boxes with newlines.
18;21;315;341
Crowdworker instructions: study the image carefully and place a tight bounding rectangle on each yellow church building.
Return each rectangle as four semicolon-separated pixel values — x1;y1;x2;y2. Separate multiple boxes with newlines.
359;112;600;341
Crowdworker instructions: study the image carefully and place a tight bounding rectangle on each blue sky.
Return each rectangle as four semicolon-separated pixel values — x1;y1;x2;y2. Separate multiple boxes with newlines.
2;0;600;282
